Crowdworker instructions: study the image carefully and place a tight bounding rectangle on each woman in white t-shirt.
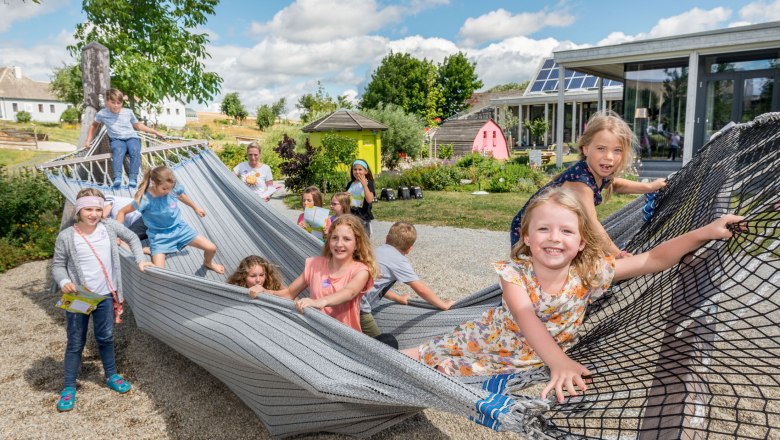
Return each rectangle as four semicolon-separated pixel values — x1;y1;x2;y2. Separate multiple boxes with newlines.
233;142;275;201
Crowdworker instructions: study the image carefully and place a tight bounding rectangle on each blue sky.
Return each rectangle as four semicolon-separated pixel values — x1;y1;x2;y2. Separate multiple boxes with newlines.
1;0;778;117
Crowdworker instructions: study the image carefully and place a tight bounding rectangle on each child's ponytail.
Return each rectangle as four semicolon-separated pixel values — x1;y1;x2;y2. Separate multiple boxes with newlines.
134;167;153;204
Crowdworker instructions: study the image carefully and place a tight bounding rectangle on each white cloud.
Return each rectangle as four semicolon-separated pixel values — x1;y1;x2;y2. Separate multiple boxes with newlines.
0;0;69;33
647;7;731;38
597;6;732;46
459;8;575;47
470;37;586;89
249;0;449;44
386;36;460;64
0;30;74;81
739;0;780;22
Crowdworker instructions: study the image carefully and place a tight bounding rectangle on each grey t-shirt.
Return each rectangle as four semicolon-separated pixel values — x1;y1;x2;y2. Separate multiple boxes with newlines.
360;244;419;313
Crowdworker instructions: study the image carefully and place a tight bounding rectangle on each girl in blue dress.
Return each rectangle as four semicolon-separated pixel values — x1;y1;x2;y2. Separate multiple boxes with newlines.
510;111;666;256
117;166;224;273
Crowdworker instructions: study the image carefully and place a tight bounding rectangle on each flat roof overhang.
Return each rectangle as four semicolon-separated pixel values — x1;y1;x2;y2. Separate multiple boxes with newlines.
489;88;624;106
553;21;780;80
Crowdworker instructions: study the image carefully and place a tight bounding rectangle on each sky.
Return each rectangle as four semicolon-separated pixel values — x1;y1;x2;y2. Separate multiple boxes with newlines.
1;0;779;118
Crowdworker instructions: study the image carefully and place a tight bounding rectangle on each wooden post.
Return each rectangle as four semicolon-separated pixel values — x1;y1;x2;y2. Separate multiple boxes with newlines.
79;42;110;149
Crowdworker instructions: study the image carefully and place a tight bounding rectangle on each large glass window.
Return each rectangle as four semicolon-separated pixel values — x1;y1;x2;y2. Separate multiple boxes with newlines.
624;60;688;158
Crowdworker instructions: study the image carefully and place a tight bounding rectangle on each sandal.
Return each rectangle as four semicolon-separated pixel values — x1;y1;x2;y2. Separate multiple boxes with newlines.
106;374;131;394
57;387;76;412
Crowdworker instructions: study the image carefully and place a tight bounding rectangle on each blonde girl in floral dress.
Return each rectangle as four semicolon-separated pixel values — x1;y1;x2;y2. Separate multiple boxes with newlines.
402;186;743;403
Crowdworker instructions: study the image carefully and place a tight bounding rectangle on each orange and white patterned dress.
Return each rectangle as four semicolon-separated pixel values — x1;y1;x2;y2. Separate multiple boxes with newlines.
418;255;615;376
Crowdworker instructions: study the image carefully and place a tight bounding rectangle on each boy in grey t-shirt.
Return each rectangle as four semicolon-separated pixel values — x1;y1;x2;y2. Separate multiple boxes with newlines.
360;222;454;337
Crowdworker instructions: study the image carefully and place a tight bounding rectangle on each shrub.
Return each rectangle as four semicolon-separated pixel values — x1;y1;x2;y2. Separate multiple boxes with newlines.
15;111;31;123
455;152;491;168
437;143;453;160
275;135;314;193
60;107;80;124
0;168;63;272
309;133;357;193
359;103;425;169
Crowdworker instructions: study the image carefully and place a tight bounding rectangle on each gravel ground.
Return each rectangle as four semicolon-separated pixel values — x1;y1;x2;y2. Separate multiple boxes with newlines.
0;195;523;440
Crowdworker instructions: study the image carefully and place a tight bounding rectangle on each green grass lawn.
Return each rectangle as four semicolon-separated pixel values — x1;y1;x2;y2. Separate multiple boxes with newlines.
0;149;62;168
285;191;638;231
0;121;81;145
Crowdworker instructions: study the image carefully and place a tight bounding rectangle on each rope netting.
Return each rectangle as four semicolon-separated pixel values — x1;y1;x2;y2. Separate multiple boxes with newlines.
534;113;780;439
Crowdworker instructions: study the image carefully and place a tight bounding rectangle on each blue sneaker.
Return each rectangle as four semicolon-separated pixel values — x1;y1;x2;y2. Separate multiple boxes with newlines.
111;179;122;189
57;387;76;412
128;180;137;190
106;374;131;394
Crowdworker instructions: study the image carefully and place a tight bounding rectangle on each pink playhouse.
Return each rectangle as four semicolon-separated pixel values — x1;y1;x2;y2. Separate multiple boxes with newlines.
430;119;509;159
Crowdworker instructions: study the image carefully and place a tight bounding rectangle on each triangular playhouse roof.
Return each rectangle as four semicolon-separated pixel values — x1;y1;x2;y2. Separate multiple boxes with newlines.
301;110;387;132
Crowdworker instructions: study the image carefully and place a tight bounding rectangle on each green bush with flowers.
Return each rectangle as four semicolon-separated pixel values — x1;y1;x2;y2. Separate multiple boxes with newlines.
0;168;63;272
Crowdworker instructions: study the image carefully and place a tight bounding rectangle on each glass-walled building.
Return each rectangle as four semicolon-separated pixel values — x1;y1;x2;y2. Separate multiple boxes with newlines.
553;21;780;165
490;58;623;148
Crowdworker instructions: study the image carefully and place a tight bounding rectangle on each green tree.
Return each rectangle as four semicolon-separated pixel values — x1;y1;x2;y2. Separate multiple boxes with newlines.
297;82;337;123
360;103;425;169
69;0;222;112
60;107;80;124
360;51;430;118
524;118;549;146
256;104;275;131
423;64;444;127
309;133;357;193
437;52;483;119
49;63;83;116
270;97;286;122
486;81;529;93
336;94;354;110
221;92;247;124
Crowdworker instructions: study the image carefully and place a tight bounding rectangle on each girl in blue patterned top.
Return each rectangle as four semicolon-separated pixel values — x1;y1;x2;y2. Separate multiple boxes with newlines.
510;111;666;256
405;186;743;404
117;166;224;274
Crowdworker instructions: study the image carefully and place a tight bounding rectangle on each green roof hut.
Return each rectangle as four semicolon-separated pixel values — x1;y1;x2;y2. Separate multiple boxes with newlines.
301;110;387;174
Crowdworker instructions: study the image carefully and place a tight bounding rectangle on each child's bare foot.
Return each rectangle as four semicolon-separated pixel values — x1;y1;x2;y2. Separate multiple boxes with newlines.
143;246;151;255
203;261;225;274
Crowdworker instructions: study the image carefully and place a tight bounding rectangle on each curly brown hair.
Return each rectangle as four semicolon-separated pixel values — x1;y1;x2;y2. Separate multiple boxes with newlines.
511;186;610;288
227;255;283;290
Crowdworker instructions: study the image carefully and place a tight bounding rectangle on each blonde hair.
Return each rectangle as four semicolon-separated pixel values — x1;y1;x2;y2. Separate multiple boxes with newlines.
578;110;636;200
386;221;417;253
104;88;124;103
74;188;105;222
511;186;609;288
329;192;351;216
135;166;176;203
302;186;323;207
246;142;261;155
323;214;378;279
227;255;283;290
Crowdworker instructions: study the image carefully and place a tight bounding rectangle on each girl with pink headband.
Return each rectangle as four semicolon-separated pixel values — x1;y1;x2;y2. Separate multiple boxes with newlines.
52;188;152;412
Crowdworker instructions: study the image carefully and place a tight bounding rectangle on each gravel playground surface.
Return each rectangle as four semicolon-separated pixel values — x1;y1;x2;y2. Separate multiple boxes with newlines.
0;196;526;440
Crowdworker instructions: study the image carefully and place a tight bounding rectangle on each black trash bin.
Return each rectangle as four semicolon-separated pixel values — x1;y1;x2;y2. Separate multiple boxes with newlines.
397;186;411;200
380;188;396;201
410;186;423;199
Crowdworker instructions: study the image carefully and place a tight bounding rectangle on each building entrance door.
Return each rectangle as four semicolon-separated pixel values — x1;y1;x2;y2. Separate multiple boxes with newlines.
695;68;779;152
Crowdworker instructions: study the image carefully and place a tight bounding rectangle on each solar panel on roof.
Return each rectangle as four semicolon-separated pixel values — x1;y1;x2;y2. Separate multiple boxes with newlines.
528;58;624;93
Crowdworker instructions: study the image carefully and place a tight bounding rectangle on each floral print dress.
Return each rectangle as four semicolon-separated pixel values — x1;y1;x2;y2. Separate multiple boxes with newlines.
418;255;615;376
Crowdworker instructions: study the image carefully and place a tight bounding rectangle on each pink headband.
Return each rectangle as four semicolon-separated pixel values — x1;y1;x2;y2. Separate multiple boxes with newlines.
75;196;104;214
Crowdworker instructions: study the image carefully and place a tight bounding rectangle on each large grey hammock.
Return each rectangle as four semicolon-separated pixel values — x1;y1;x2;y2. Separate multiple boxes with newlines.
40;114;780;439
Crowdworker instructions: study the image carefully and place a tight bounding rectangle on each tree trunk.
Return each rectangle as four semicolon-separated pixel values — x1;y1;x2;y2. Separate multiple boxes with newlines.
79;42;110;149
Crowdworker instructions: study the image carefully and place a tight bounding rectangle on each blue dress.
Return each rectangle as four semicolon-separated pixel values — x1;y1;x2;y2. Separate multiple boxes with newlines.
132;184;198;255
509;161;611;247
